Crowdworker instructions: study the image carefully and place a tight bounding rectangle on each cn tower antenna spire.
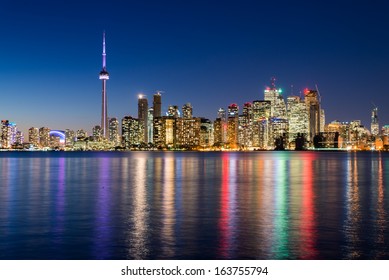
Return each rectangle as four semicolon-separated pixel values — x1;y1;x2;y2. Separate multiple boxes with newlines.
102;31;106;70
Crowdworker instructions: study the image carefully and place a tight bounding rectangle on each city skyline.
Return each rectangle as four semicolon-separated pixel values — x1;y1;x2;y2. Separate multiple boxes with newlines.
1;1;389;135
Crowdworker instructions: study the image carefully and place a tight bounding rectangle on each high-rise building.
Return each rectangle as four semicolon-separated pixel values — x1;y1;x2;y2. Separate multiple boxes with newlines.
200;118;213;148
239;102;253;148
39;127;50;147
65;129;75;147
227;103;239;149
287;96;308;144
213;118;223;146
371;107;379;136
76;129;87;139
264;78;287;119
153;116;176;148
15;131;24;146
122;116;142;148
182;103;193;119
153;91;162;118
28;127;39;147
252;100;271;148
93;125;102;139
167;105;180;118
217;108;227;144
109;117;120;145
99;32;109;138
147;108;154;144
176;117;200;148
1;120;17;148
304;89;321;144
138;94;148;143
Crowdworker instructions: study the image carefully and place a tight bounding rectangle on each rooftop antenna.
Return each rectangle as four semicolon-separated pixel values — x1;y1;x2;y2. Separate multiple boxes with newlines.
270;77;276;89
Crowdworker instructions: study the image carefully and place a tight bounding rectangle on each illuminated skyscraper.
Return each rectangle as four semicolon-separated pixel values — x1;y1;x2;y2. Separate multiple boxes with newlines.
99;32;109;139
138;94;148;143
264;78;287;118
217;108;227;144
109;117;120;145
371;107;379;136
304;89;321;144
39;127;50;147
182;103;193;119
147;108;154;144
28;127;39;147
122;116;142;148
287;96;308;144
239;102;253;147
93;125;102;139
252;100;271;148
227;103;239;149
153;91;162;118
1;120;16;148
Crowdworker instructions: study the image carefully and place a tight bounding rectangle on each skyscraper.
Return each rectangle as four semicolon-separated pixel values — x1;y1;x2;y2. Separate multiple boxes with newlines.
99;32;109;139
304;89;321;144
153;91;162;118
182;103;193;119
109;117;120;145
371;107;379;136
138;94;148;143
28;127;39;147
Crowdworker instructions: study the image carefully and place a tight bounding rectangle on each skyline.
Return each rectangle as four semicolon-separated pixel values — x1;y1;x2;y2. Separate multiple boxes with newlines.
1;0;389;134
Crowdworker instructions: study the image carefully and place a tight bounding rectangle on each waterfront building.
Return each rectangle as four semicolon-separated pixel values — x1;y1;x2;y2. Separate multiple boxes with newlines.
93;125;102;140
28;127;40;147
65;129;75;147
217;108;227;144
109;117;120;145
371;107;379;136
153;91;162;118
239;102;253;148
287;96;308;145
39;127;50;148
15;131;24;147
138;94;149;143
176;117;201;148
304;89;321;145
382;125;389;136
1;120;17;148
76;129;87;139
122;116;142;148
147;108;154;144
153;116;176;148
99;32;109;139
227;104;239;149
264;78;287;119
252;100;271;148
200;118;213;148
213;118;223;146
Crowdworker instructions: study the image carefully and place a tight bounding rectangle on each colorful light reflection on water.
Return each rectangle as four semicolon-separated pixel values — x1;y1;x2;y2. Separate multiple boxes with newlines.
1;151;389;260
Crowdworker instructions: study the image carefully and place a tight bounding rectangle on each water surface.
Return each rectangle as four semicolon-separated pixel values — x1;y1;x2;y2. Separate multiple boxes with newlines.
0;151;388;259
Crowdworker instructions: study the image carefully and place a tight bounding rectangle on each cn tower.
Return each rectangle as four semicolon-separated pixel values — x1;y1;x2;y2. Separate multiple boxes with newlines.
99;31;109;138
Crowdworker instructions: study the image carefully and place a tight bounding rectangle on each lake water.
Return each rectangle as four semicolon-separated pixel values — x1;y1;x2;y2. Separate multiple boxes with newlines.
0;151;388;260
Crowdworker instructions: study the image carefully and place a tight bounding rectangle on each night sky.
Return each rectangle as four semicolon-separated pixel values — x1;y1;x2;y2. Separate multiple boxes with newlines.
1;0;389;134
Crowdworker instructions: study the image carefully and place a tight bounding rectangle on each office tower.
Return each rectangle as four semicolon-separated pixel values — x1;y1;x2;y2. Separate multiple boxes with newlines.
213;118;223;146
182;103;193;119
252;100;271;148
15;131;24;146
287;96;309;144
39;127;50;147
28;127;39;147
239;102;253;148
122;116;142;148
264;78;287;118
109;117;120;145
217;108;227;144
153;91;162;118
76;129;87;139
65;129;75;147
93;125;102;139
304;89;321;144
1;120;16;148
99;32;109;138
200;118;213;148
371;107;379;136
227;103;239;149
153;116;176;148
382;125;389;136
138;94;148;143
147;108;154;144
320;109;325;133
176;117;201;148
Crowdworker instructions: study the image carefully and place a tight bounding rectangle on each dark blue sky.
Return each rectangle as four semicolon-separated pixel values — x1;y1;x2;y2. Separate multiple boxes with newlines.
1;0;389;134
